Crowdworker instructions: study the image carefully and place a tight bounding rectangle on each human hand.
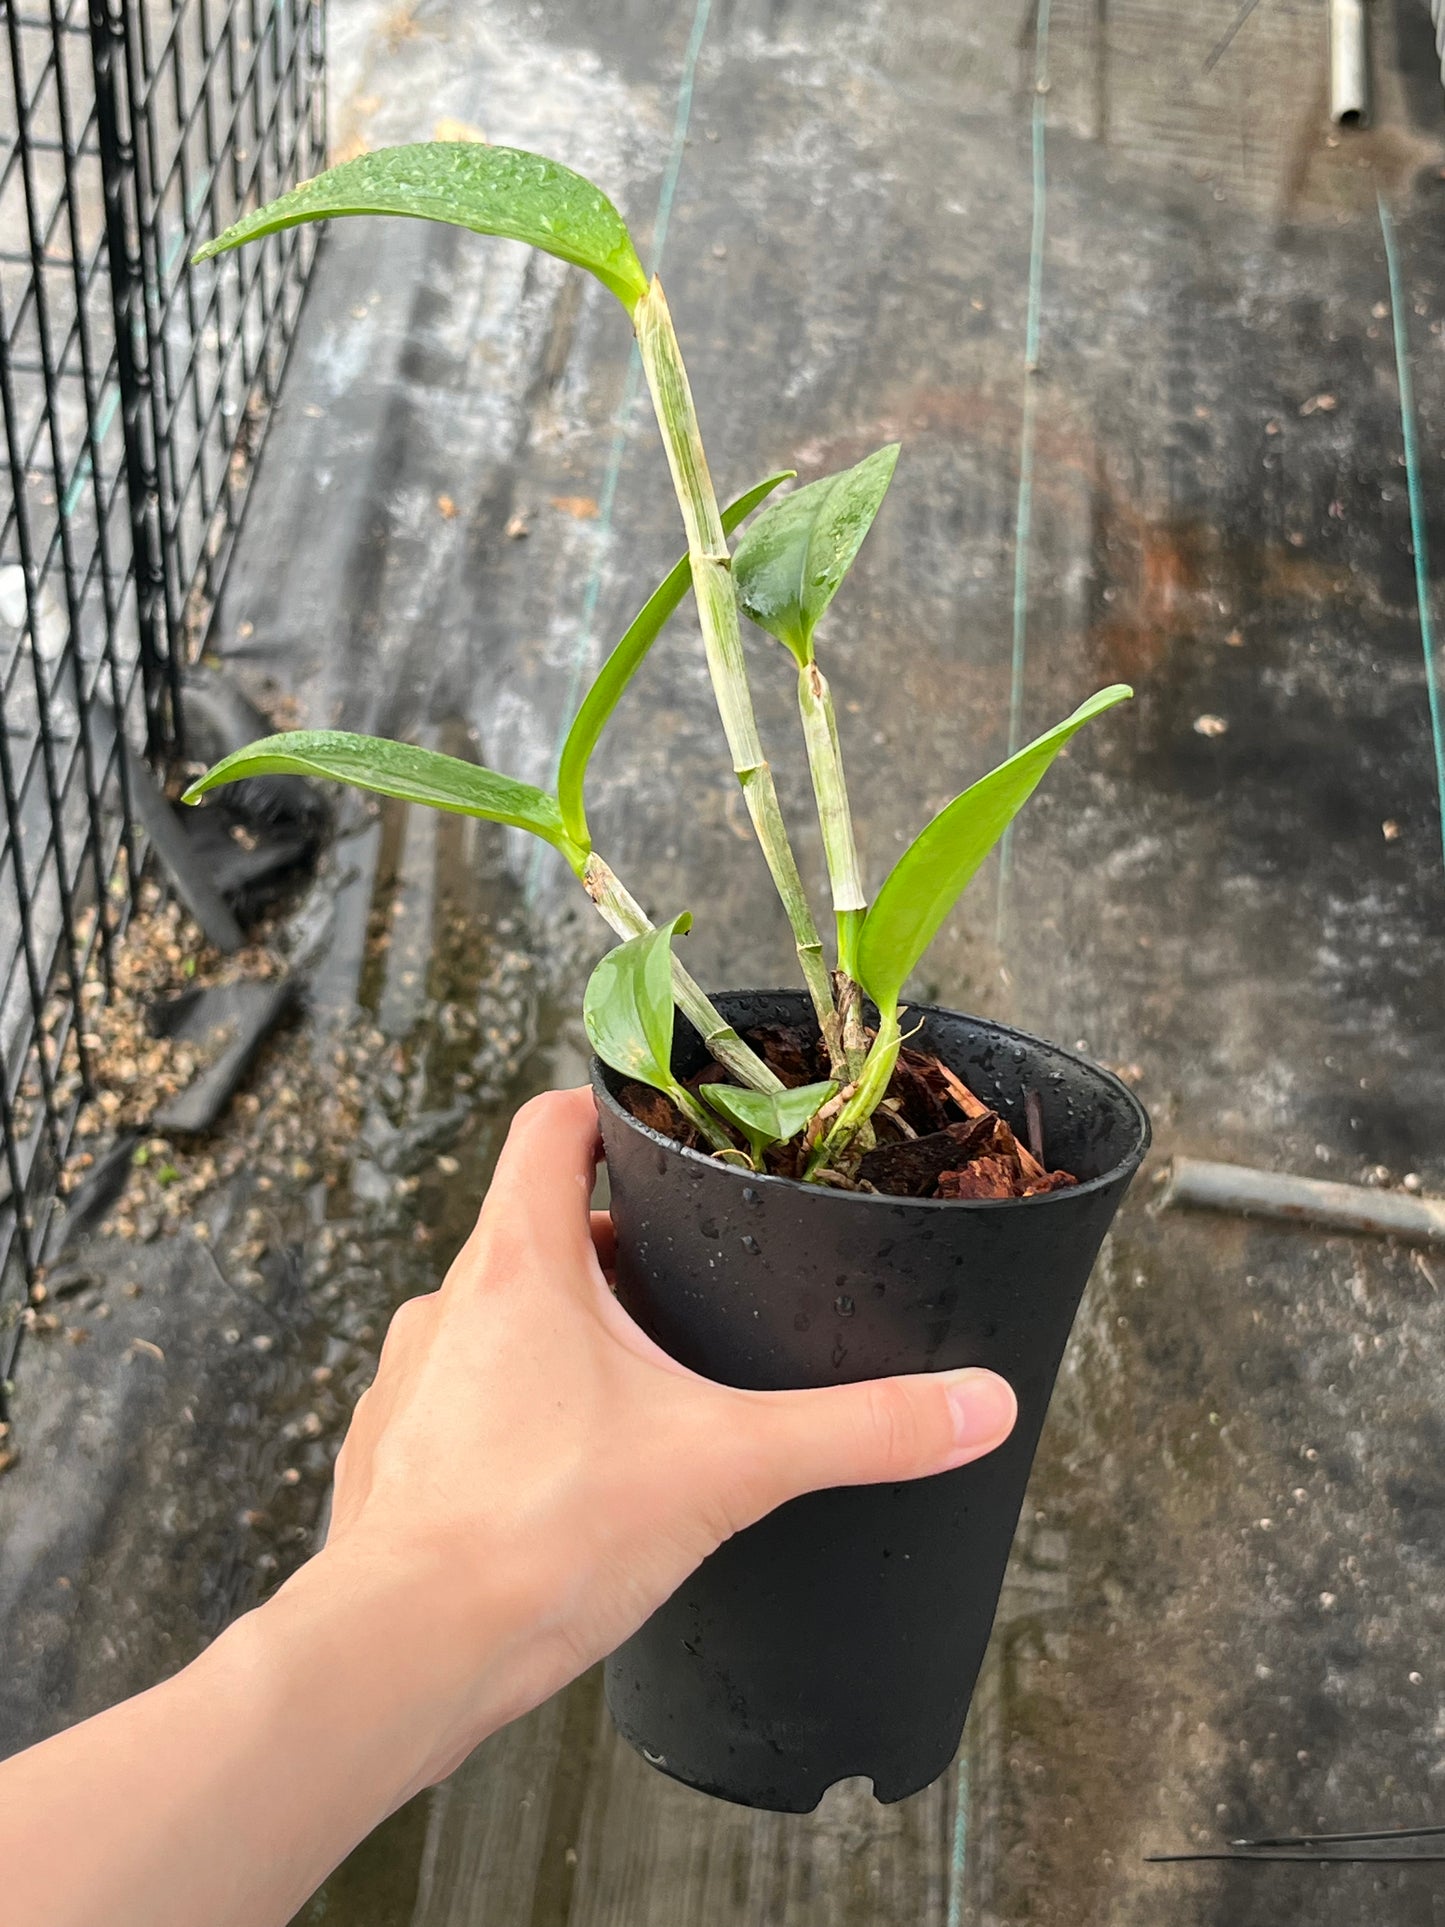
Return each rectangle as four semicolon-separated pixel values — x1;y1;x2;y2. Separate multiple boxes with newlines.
0;1088;1017;1927
310;1086;1017;1789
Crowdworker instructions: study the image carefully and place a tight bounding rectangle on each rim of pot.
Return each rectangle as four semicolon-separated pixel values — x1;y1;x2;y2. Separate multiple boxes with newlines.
591;995;1152;1214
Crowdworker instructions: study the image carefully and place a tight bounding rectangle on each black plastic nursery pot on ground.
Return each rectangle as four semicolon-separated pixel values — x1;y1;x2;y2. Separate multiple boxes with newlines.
594;991;1150;1813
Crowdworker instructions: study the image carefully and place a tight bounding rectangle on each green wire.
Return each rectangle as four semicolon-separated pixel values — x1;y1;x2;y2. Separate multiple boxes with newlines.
1379;193;1445;882
996;0;1052;945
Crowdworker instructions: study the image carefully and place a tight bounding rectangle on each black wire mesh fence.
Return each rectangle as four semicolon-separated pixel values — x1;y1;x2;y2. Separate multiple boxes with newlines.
0;0;325;1356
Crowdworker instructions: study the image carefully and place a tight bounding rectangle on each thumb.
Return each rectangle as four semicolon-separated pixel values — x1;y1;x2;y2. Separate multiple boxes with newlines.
736;1367;1017;1514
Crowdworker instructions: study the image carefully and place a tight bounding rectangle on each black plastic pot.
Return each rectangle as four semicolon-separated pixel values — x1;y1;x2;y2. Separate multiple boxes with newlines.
592;992;1149;1813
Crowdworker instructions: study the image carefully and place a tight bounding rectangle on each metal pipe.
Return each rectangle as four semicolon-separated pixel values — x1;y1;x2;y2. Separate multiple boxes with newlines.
1157;1157;1445;1247
1330;0;1368;126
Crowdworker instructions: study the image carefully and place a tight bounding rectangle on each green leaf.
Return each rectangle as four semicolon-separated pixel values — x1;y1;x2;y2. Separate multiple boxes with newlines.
856;686;1134;1010
732;444;900;663
181;731;575;855
583;914;692;1093
556;470;795;849
701;1078;838;1158
192;142;649;312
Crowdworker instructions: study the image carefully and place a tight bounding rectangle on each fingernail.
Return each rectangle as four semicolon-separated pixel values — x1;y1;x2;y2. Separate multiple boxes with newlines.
945;1369;1017;1454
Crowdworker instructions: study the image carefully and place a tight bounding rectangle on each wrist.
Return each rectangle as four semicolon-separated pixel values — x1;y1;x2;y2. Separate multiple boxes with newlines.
232;1538;525;1808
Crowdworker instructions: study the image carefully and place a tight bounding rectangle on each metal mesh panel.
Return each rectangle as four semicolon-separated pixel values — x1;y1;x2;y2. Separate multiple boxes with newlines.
0;0;325;1349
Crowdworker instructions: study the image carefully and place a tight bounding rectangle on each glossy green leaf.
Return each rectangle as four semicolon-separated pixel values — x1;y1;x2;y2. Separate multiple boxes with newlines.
856;686;1134;1010
556;470;795;849
701;1078;838;1157
181;731;575;853
193;143;649;312
583;915;692;1093
732;444;900;663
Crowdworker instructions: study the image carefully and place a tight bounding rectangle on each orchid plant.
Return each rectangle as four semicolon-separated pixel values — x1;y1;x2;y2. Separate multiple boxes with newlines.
185;143;1130;1183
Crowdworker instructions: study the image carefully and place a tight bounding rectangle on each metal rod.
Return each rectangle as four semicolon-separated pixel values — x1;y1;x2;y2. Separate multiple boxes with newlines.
1148;1849;1445;1864
1330;0;1368;126
89;0;171;754
1235;1823;1445;1848
1158;1157;1445;1247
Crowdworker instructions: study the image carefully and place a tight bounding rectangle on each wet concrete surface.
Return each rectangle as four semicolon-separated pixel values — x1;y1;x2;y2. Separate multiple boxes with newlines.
5;0;1445;1921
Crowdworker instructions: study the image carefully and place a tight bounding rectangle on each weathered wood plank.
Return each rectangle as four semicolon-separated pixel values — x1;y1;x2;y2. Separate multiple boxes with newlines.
411;1672;603;1927
412;1667;956;1927
567;1691;952;1927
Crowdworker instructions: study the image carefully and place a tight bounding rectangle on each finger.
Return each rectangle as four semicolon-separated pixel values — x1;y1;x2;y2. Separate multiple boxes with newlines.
589;1209;616;1274
467;1087;600;1273
734;1367;1017;1515
375;1289;438;1369
494;1086;599;1188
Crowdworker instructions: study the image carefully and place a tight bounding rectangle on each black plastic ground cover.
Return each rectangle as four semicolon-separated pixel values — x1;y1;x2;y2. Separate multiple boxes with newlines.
151;977;302;1135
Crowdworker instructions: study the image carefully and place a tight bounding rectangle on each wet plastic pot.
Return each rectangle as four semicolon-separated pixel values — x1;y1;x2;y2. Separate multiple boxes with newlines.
592;992;1150;1813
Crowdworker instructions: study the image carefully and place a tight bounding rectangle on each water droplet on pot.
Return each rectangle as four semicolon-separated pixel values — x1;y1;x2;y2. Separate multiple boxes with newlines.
740;1234;761;1255
654;1150;667;1176
872;1280;886;1297
834;1293;855;1317
794;1311;810;1331
742;1186;760;1207
831;1339;848;1368
699;1217;718;1240
1012;1047;1025;1061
